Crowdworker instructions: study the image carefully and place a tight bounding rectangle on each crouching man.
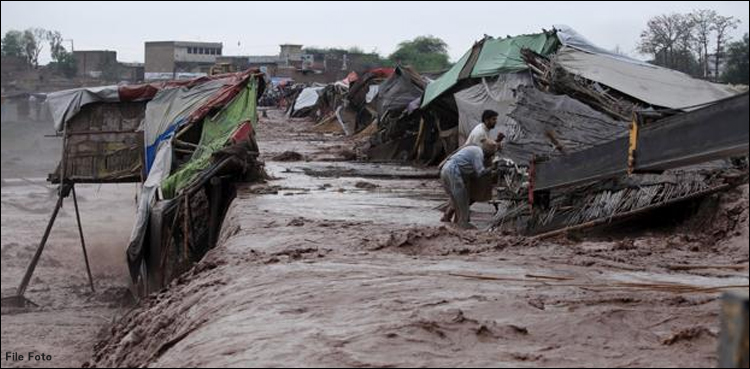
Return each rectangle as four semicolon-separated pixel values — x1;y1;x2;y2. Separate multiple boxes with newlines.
439;139;498;229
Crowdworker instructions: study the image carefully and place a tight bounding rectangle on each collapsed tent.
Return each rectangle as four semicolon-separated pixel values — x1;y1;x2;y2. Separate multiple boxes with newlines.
376;66;428;121
337;68;394;135
419;25;742;165
421;31;559;109
414;25;746;236
551;24;739;111
553;46;739;111
502;85;629;163
46;70;266;294
289;86;325;117
454;73;531;144
365;66;434;161
286;82;349;128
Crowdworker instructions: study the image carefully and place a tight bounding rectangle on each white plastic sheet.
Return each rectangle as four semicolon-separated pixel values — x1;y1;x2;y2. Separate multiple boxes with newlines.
292;87;324;112
453;73;531;144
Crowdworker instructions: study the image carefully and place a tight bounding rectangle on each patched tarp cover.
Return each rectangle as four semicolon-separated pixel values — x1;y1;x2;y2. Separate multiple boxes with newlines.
502;85;629;164
160;77;258;199
376;66;428;119
422;32;558;108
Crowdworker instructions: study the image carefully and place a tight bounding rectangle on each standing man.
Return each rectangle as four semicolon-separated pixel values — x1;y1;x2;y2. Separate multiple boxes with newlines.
439;139;498;229
465;110;505;147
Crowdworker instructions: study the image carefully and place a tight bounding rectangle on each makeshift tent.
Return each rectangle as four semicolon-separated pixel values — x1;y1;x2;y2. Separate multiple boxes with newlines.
376;66;429;120
161;80;258;198
366;67;447;163
503;85;629;163
553;46;740;110
291;86;324;115
421;32;559;108
46;75;248;132
126;72;262;285
47;85;121;132
453;73;532;144
142;78;232;173
44;70;265;291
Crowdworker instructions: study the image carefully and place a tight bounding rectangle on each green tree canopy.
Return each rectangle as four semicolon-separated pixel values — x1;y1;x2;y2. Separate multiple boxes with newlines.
1;30;24;57
389;35;451;73
722;33;749;85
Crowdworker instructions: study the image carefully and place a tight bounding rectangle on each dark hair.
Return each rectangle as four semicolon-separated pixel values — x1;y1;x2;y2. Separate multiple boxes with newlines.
482;110;499;122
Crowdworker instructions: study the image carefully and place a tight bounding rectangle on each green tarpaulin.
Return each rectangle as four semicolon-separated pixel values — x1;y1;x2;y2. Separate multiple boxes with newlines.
471;33;558;77
161;78;257;199
420;49;472;111
421;32;559;108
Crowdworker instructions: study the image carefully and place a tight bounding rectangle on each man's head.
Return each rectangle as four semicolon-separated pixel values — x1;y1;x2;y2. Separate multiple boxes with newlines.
482;110;499;129
480;139;498;157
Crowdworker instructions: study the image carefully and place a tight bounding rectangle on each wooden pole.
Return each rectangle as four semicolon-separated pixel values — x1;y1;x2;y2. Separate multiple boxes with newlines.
72;185;95;293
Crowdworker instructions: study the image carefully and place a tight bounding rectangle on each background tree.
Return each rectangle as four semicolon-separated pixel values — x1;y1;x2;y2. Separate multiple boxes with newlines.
47;30;65;61
711;15;739;80
639;11;742;80
389;35;451;73
690;9;716;78
1;30;25;58
638;14;684;69
21;28;47;68
722;33;749;85
47;30;77;78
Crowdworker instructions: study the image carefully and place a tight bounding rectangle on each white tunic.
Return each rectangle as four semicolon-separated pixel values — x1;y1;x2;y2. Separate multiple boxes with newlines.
465;123;491;147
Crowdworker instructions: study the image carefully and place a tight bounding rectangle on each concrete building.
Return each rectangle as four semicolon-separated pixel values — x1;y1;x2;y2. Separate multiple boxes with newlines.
119;62;145;82
73;50;117;78
145;41;223;80
279;44;303;66
215;55;280;76
202;43;388;83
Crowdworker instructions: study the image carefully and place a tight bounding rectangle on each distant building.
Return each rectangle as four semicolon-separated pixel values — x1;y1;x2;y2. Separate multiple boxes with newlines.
73;50;117;78
119;62;145;83
279;44;303;66
145;41;223;80
70;50;144;83
210;43;388;84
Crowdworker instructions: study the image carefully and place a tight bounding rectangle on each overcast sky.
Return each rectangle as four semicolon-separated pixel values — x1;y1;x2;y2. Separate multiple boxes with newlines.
2;1;748;64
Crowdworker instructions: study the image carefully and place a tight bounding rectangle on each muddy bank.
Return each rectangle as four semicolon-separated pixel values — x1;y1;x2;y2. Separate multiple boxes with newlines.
88;110;748;368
